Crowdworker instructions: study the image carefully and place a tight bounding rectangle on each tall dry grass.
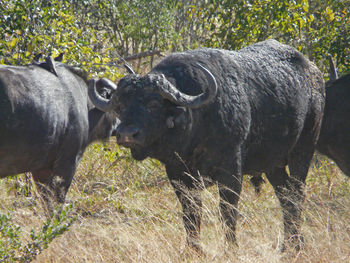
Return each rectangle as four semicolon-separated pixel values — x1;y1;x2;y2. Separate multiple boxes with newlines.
1;141;349;262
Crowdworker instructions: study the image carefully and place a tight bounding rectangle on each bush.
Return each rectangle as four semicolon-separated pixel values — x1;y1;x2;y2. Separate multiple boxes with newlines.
0;204;76;262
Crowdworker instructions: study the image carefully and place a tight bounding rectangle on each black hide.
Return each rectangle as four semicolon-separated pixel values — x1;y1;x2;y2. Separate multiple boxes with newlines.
96;39;325;251
0;62;117;205
317;73;350;175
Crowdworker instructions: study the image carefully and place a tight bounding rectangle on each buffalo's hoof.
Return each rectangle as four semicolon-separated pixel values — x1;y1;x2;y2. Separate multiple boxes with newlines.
181;243;205;259
185;239;205;256
281;234;304;252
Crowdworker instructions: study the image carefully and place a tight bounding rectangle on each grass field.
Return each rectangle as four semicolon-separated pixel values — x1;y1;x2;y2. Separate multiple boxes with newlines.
1;140;349;262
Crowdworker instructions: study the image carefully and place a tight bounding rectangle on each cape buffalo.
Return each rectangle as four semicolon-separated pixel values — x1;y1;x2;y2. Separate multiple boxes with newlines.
0;59;118;208
251;70;350;194
317;72;350;175
89;39;325;251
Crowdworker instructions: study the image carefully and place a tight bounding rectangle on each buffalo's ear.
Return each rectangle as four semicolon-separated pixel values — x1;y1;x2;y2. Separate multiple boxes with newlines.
166;107;189;129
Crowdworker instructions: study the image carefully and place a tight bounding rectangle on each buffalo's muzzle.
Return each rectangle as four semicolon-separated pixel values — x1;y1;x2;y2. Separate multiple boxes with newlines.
116;124;144;146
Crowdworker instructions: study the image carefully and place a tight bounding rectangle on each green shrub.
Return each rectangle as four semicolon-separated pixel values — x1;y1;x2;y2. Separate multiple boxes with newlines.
0;204;76;262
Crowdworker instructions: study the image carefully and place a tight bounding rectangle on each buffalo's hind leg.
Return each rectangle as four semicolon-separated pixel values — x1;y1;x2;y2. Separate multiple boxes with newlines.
285;108;322;250
267;143;315;251
286;141;316;250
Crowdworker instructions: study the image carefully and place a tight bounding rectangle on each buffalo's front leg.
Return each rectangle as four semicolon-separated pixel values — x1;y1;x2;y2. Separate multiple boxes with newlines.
32;156;79;213
166;166;203;251
32;169;55;212
216;153;243;245
218;176;242;244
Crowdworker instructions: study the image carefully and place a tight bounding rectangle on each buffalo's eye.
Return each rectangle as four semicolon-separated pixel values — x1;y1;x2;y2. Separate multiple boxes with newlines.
147;100;161;111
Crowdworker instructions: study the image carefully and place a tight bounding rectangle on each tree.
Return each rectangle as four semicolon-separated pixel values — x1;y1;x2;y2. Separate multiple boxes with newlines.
1;0;348;76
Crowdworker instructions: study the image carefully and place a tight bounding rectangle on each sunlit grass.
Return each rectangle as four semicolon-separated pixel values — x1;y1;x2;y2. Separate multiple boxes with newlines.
1;141;349;262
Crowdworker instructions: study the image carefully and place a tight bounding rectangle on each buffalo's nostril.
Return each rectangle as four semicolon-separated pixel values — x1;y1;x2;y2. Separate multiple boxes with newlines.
116;125;142;145
125;126;139;137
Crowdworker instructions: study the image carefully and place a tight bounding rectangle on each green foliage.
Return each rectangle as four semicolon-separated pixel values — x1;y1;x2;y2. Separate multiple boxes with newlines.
1;0;76;63
2;0;347;75
81;0;184;70
0;204;76;262
0;1;349;261
0;0;123;78
96;0;177;52
198;0;349;75
0;212;22;262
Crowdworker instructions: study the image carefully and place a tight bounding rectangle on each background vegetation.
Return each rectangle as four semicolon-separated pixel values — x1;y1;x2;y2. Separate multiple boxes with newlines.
0;0;349;262
1;0;349;75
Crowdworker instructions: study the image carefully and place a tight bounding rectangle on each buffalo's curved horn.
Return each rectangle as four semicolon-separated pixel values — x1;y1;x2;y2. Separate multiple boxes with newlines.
97;78;117;91
145;63;217;109
88;78;116;112
328;56;338;81
124;64;136;74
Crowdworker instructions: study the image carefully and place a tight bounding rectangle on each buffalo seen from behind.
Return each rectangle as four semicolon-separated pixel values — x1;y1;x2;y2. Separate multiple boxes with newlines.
0;58;118;209
89;39;325;251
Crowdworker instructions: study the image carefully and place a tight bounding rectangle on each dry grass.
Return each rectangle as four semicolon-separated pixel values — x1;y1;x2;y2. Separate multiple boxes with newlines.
1;142;349;262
